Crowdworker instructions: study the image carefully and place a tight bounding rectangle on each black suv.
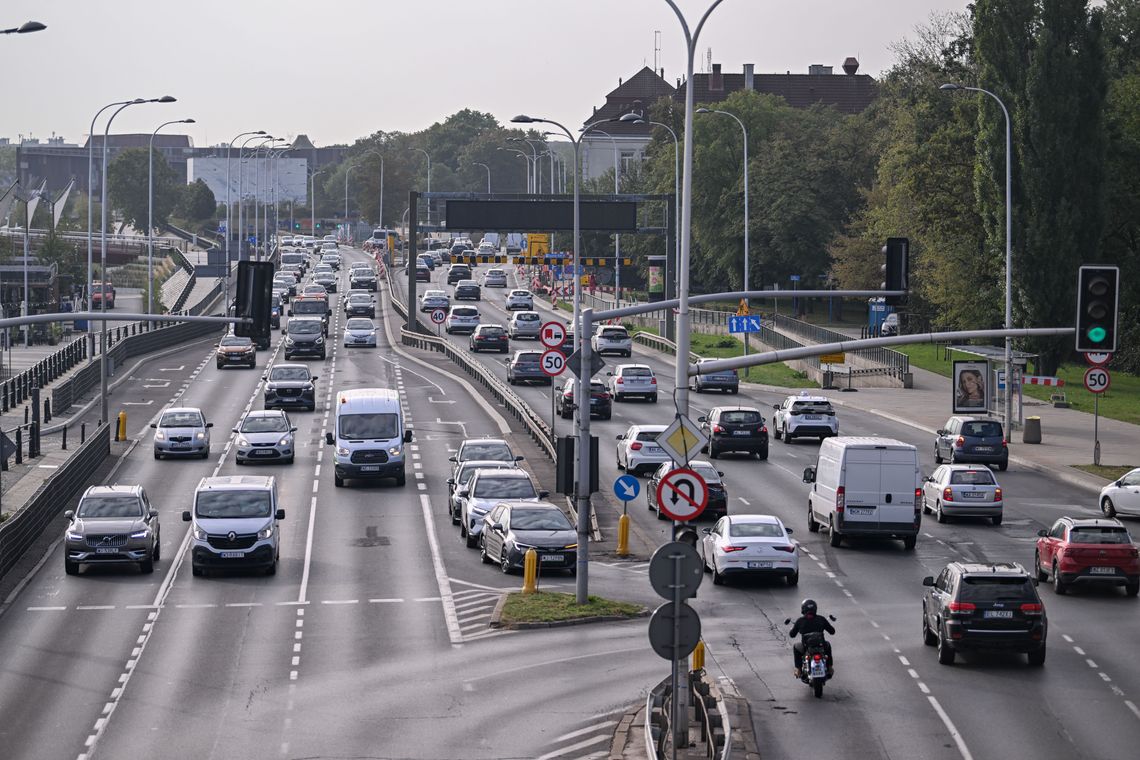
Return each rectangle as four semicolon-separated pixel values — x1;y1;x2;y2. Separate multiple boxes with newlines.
698;406;768;460
556;379;612;420
934;416;1008;470
922;562;1047;666
447;265;472;285
263;363;318;411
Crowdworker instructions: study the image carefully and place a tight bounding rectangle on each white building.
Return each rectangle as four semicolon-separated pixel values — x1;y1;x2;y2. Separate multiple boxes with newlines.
187;157;308;205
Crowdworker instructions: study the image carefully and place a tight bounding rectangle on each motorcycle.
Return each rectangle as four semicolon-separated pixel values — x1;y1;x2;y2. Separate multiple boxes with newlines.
785;615;836;698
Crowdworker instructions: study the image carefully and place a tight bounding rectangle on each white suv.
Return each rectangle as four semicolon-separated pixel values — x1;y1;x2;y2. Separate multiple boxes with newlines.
592;325;632;357
445;305;481;334
772;393;839;443
607;364;657;403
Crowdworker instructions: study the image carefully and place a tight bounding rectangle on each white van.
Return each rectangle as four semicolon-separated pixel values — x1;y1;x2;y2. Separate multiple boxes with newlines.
182;476;284;576
325;388;412;487
802;437;921;550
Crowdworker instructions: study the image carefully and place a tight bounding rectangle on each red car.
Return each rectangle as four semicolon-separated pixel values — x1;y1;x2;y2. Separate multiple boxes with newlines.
1035;517;1140;596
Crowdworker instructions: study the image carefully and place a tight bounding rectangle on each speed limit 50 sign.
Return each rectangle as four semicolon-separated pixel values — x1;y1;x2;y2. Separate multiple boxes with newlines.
540;349;566;377
1084;366;1110;394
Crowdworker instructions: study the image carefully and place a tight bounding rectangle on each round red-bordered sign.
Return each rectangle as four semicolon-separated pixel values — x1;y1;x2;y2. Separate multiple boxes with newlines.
540;349;566;377
430;309;447;324
1084;366;1111;394
655;467;709;522
1084;352;1111;367
540;321;566;349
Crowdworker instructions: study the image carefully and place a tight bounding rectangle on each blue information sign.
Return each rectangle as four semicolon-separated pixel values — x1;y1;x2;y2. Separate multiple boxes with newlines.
789;274;801;282
613;474;641;502
728;315;764;334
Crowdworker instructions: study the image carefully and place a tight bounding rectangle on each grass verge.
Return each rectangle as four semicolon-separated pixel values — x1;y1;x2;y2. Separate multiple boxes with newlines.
628;326;817;388
1070;464;1135;481
499;591;645;625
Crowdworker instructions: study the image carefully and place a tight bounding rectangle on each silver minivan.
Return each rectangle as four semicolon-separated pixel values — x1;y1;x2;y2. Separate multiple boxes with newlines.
325;388;413;487
182;476;284;576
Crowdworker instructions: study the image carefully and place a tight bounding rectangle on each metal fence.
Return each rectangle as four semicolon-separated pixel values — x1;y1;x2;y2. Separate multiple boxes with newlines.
771;313;909;377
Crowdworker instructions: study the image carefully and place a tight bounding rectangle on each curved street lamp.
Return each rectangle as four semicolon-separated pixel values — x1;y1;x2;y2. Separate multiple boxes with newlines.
148;118;195;315
471;162;491;193
1;20;46;34
619;113;679;307
225;130;266;313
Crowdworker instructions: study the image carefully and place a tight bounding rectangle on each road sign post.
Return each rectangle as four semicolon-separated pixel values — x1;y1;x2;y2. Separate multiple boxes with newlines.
647;541;703;751
1084;366;1110;467
430;308;446;337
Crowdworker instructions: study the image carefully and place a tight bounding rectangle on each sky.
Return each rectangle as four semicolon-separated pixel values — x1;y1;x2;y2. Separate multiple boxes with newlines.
2;0;970;149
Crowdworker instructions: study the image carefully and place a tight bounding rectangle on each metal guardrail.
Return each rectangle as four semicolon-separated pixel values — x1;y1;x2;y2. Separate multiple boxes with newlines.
772;313;909;378
1;337;87;414
632;327;818;373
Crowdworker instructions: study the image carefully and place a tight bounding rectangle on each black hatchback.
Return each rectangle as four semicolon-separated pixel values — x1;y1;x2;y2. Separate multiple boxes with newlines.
922;561;1047;666
935;416;1008;470
699;406;769;460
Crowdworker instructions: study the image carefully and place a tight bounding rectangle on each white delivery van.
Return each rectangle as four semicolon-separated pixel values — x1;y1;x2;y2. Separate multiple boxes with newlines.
325;388;412;487
802;437;921;550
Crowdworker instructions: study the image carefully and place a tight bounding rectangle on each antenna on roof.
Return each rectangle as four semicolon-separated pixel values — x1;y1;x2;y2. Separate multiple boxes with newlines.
705;47;712;73
654;30;661;75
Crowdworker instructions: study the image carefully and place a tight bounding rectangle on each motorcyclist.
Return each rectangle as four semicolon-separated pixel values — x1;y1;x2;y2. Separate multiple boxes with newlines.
789;599;835;678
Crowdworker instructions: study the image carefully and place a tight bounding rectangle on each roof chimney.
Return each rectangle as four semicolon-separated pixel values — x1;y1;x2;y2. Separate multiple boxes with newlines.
843;57;860;75
710;62;723;91
808;64;832;76
743;63;754;90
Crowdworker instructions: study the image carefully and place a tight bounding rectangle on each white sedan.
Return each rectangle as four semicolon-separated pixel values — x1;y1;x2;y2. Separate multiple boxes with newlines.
420;290;451;312
615;424;670;476
698;514;798;586
1100;467;1140;517
921;464;1003;525
342;318;377;348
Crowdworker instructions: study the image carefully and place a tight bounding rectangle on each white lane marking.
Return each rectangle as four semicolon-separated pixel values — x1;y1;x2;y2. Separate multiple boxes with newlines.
927;696;975;760
369;598;405;603
298;495;318;604
76;605;115;611
321;599;359;605
1073;646;1086;655
1062;634;1074;643
1126;700;1140;720
419;494;462;646
27;606;66;611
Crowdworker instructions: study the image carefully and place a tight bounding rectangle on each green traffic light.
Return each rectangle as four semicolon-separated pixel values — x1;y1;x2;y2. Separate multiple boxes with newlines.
1087;326;1107;343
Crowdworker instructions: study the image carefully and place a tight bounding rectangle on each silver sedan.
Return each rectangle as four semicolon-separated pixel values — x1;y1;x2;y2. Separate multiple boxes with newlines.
343;317;377;348
233;409;297;465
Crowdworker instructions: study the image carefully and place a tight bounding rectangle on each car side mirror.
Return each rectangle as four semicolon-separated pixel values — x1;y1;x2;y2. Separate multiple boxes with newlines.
290;427;298;433
276;509;286;520
783;618;792;625
786;527;794;534
606;371;613;376
181;511;192;522
262;373;268;380
616;434;625;441
404;430;413;443
446;479;456;486
64;510;74;519
538;490;550;499
324;432;334;445
514;455;524;462
457;489;470;499
697;416;707;423
232;428;239;434
772;404;780;410
922;576;935;587
449;456;457;463
923;476;933;482
1037;529;1049;537
717;471;724;477
492;522;505;533
288;309;293;316
802;466;816;484
701;527;711;534
205;422;213;428
150;423;157;429
311;375;318;381
148;509;159;519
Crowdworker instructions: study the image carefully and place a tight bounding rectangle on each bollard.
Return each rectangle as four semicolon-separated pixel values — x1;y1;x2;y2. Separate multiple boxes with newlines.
24;406;29;425
81;422;86;444
1;381;7;413
15;426;21;465
44;397;51;423
522;548;538;594
62;424;67;451
616;512;631;557
29;422;38;458
692;639;705;672
117;411;127;442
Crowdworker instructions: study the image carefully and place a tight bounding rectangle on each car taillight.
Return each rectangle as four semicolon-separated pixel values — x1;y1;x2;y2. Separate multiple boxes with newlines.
836;486;845;514
760;425;768;433
914;487;922;503
713;425;725;434
774;544;796;553
955;436;965;448
599;392;611;400
615;378;623;384
630;442;643;451
723;545;746;553
651;377;657;384
812;654;822;661
948;601;975;614
1001;439;1008;447
1020;603;1043;615
994;488;1002;502
942;487;954;502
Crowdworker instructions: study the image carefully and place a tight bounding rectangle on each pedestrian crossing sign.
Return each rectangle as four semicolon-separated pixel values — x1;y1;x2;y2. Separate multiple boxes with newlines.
736;299;749;317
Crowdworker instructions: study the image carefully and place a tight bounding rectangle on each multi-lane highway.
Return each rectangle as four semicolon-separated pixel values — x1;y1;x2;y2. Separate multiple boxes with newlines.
397;255;1140;760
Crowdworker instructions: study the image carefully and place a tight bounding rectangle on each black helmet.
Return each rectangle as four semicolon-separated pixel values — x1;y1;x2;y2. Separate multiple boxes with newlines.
801;599;818;616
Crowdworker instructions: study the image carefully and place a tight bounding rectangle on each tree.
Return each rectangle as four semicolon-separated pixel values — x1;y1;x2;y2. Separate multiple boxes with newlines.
107;148;180;233
176;178;216;223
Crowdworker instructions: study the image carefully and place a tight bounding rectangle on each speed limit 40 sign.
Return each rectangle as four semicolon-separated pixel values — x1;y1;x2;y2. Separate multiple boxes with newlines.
540;349;566;377
1084;366;1110;394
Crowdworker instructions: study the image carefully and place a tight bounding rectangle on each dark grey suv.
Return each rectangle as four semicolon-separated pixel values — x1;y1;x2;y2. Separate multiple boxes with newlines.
64;485;161;575
934;416;1008;470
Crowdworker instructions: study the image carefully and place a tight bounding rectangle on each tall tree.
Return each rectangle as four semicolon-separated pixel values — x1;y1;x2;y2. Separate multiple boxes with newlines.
107;148;180;233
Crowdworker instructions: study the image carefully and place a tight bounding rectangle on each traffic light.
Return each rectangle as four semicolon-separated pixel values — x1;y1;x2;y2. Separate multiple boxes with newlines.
881;237;909;306
316;222;322;229
234;261;274;342
1075;265;1119;352
673;523;700;547
294;222;301;230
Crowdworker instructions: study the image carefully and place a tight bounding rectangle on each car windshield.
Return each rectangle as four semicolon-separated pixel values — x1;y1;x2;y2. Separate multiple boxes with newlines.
792;401;833;414
517;313;539;321
515;353;541;365
160;411;203;427
348;295;371;304
959;577;1036;601
474;478;536;499
689;463;720;482
269;367;310;382
730;522;784;538
721;411;761;424
77;495;143;518
346;319;373;330
622;367;651;377
962;421;1003;437
1069;527;1132;544
339;413;399;440
220;337;250;347
195;491;272;519
949;470;996;485
511;508;572;531
242;416;289;433
289;320;323;334
601;329;628;339
461;443;512;461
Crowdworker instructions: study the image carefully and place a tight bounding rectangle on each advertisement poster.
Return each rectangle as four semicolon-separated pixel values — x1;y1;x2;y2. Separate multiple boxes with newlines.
648;265;663;301
952;360;990;413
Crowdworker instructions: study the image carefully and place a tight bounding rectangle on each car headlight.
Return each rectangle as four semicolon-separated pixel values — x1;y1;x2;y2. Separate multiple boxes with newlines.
471;505;490;516
513;542;534;552
563;543;578;550
192;526;208;540
387;446;402;456
66;530;83;541
236;437;250;447
279;436;292;446
129;528;150;539
285;337;295;346
196;432;206;440
155;431;166;440
315;336;325;344
257;525;275;540
336;446;350;456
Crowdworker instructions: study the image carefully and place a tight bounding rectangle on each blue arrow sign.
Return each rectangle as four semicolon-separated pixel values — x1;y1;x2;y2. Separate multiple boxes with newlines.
613;474;641;502
728;316;764;334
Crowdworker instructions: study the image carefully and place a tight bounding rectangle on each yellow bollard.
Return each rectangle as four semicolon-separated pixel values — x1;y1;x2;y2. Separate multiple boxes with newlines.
116;411;127;442
692;639;705;672
616;513;631;556
522;548;538;594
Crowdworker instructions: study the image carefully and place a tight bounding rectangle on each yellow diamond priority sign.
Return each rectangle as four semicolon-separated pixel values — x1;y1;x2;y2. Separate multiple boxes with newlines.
656;415;708;465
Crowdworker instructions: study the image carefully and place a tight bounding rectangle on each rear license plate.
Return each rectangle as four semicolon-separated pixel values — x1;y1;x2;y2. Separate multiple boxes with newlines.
95;547;119;554
360;465;380;472
220;551;245;559
846;507;874;515
810;661;827;677
975;446;994;453
962;491;986;499
984;610;1013;619
1090;566;1117;575
746;561;772;569
732;430;750;436
540;554;562;563
805;414;821;420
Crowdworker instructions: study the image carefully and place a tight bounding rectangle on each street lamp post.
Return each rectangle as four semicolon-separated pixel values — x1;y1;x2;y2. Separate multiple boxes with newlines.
247;136;277;261
1;20;46;34
270;147;292;249
411;148;431;225
941;82;1014;429
498;147;532;191
344;163;360;243
697;107;749;354
256;139;285;260
587;128;622;298
310;167;328;237
149;118;195;315
472;162;492;193
225;130;266;317
100;95;176;424
234;133;270;312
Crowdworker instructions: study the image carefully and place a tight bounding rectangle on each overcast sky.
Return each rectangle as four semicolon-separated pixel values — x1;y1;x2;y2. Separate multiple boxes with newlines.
2;0;969;149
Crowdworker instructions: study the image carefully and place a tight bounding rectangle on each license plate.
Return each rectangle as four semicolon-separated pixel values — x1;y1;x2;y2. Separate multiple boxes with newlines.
95;547;119;554
747;561;772;569
220;551;245;559
805;415;821;420
172;444;190;450
252;449;274;456
962;491;986;499
847;507;874;515
1090;566;1117;575
984;610;1013;619
360;465;380;472
810;661;826;677
733;430;750;436
540;554;562;563
975;446;994;452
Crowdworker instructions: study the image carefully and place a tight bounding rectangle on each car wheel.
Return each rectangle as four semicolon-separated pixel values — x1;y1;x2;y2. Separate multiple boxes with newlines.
649;394;658;403
601;411;611;420
828;520;842;547
807;503;820;533
265;560;277;576
712;563;724;585
936;502;947;524
334;474;344;487
235;457;245;466
1026;645;1046;667
64;559;79;576
153;542;161;562
465;529;478;549
757;447;768;461
191;564;203;577
500;548;512;574
1053;562;1068;594
479;535;492;564
921;495;930;515
154;450;162;460
786;571;799;587
1102;497;1117;518
1035;551;1048;582
782;425;791;443
201;447;211;460
1125;580;1139;597
934;445;943;464
937;625;956;665
903;535;917;551
991;514;1003;526
285;456;295;465
395;471;407;487
140;557;154;574
922;609;937;646
997;460;1008;472
773;425;781;441
655;501;667;520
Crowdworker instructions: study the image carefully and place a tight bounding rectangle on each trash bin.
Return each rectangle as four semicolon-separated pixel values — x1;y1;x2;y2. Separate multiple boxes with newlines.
1023;416;1042;444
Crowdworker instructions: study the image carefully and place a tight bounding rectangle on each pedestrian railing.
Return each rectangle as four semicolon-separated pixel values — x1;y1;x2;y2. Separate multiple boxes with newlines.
771;313;909;378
